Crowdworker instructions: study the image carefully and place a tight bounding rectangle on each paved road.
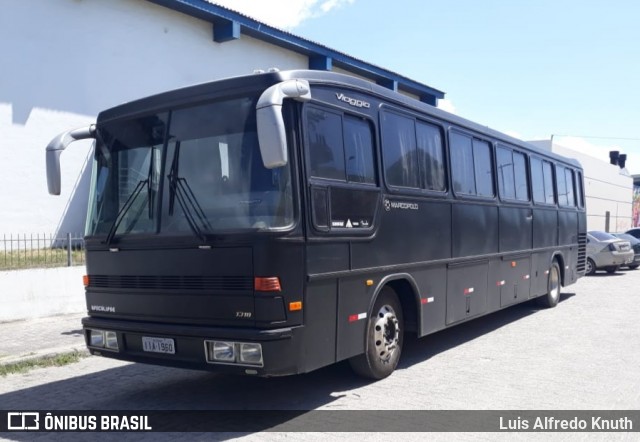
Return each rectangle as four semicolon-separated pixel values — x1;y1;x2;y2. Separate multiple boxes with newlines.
1;269;639;440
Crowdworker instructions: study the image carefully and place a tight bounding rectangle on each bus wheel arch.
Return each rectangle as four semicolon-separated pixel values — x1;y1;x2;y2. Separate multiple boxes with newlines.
551;252;566;286
537;258;562;308
383;276;420;334
348;275;419;379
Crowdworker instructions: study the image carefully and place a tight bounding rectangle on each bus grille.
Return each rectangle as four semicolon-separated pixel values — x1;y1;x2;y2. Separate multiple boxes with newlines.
577;233;587;273
88;275;253;291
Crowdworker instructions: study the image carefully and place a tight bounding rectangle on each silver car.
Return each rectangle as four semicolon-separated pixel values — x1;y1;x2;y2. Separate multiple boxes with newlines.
586;231;634;275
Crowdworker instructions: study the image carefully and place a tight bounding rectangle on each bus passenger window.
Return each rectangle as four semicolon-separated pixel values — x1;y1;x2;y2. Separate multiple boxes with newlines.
416;121;446;191
556;166;568;206
531;158;544;203
450;132;494;197
513;151;529;201
564;168;576;207
381;112;419;188
498;146;529;202
576;171;585;208
497;146;515;199
450;132;475;194
473;139;494;197
344;116;376;184
307;108;346;181
542;161;555;204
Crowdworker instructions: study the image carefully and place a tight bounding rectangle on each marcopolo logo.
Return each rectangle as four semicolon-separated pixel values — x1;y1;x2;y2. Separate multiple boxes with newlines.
335;93;370;108
384;199;419;211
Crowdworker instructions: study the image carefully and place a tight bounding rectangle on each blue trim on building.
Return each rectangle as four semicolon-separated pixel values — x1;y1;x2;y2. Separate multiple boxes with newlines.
309;55;332;71
377;78;398;92
212;18;240;43
146;0;445;104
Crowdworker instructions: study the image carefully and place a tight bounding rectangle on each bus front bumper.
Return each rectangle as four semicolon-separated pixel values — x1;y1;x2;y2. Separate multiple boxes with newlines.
81;316;305;377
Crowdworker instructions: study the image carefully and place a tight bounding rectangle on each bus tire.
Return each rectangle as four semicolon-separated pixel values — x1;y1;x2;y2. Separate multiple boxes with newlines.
349;287;404;380
537;261;561;308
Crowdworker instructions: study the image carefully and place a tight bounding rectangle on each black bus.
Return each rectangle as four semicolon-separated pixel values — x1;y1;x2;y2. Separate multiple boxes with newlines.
46;70;586;379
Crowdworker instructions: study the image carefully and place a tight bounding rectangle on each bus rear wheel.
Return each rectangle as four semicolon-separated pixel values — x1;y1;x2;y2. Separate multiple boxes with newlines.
537;261;561;308
349;287;404;380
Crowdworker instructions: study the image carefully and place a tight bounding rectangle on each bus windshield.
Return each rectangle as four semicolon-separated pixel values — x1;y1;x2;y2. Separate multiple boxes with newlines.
87;96;294;239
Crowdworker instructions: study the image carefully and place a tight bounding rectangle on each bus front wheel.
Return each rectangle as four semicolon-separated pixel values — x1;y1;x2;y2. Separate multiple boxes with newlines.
349;287;404;380
537;261;561;308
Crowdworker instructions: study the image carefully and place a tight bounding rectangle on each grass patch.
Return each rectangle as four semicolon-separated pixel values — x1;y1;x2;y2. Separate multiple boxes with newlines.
0;351;87;376
0;249;85;271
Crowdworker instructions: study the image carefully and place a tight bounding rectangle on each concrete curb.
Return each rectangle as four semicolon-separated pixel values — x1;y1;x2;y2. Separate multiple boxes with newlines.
0;345;89;367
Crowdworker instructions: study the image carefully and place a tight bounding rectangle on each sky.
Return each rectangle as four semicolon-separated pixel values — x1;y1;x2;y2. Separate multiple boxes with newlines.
212;0;640;175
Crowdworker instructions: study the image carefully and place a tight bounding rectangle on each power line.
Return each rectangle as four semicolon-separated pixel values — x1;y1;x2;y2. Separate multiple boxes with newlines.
551;134;640;142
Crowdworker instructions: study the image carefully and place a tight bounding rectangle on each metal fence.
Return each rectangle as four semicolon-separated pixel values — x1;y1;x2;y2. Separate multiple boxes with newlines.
1;233;85;270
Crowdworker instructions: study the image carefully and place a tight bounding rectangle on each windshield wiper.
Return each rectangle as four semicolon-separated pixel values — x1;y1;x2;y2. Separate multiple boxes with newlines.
167;142;213;241
105;178;148;245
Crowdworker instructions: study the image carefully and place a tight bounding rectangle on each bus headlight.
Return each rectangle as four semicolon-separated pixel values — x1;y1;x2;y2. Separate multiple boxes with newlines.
89;329;105;347
212;341;235;362
105;331;119;350
239;343;263;365
205;340;263;367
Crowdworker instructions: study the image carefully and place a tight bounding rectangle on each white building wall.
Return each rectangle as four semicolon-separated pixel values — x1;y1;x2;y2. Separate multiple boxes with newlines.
530;140;633;232
0;267;86;321
0;0;309;236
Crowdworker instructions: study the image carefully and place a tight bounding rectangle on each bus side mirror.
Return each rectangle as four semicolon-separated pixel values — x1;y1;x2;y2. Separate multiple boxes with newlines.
46;125;96;195
256;79;311;169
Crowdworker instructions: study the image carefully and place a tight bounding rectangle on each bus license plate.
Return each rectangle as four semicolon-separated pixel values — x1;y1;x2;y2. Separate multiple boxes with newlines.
142;337;175;354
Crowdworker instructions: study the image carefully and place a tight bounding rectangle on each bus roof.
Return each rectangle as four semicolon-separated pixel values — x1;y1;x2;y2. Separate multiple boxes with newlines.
98;69;582;170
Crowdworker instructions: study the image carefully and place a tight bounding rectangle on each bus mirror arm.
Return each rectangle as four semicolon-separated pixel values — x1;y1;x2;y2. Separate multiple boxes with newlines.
256;79;311;169
46;125;96;195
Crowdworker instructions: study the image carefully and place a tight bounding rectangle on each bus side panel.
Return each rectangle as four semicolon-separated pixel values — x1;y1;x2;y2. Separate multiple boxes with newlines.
335;276;373;361
559;210;579;284
254;242;306;327
352;200;451;269
499;206;533;252
452;204;499;257
301;280;338;372
446;261;489;325
533;208;558;248
559;211;578;245
488;257;532;309
530;251;553;297
413;266;447;337
307;243;350;274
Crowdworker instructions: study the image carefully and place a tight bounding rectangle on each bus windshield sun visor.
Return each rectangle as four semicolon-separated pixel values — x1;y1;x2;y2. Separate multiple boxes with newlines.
256;79;312;169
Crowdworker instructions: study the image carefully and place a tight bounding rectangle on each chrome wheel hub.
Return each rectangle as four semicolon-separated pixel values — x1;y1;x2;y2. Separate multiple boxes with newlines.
549;266;560;300
373;305;400;362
